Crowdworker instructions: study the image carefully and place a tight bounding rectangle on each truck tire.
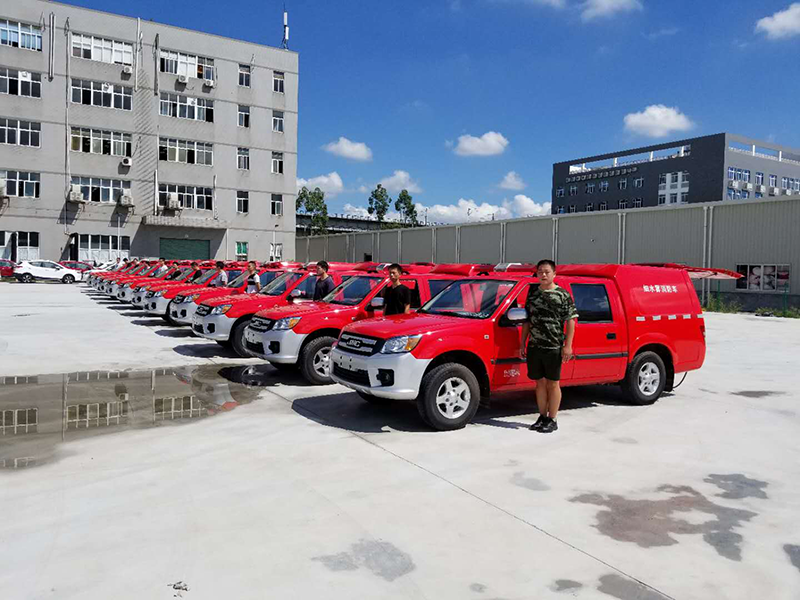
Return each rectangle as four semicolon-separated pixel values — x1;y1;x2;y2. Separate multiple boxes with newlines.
230;318;253;358
299;336;337;385
623;351;666;405
417;363;480;431
62;274;75;284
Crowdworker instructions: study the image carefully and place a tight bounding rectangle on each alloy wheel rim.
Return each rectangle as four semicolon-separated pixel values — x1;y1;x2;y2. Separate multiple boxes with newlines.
313;347;332;377
435;377;471;420
637;362;661;396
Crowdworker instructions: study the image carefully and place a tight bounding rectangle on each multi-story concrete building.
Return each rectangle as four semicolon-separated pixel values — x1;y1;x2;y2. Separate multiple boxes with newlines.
0;0;297;263
551;133;800;214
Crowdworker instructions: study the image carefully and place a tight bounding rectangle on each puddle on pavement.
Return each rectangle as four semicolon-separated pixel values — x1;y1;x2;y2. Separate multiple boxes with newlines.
0;364;278;471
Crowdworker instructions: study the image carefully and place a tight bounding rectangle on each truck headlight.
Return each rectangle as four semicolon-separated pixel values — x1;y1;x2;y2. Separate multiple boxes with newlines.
189;293;201;302
211;304;232;315
381;334;422;354
153;291;164;298
274;316;301;330
122;283;130;289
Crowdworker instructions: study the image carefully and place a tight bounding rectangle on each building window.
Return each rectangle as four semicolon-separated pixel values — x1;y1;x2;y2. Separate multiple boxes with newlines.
238;105;250;128
782;177;789;189
618;179;627;190
728;167;735;180
0;407;38;434
0;118;40;147
235;241;248;261
71;79;132;110
743;170;750;183
671;172;680;183
271;194;283;216
236;191;249;214
269;242;283;261
658;195;666;205
159;93;214;122
735;264;790;292
556;187;565;198
273;71;284;93
680;192;688;203
0;68;42;98
794;179;800;192
158;184;213;210
618;200;628;210
66;401;129;428
1;170;40;198
585;183;595;194
159;50;215;81
633;177;644;188
271;152;284;174
682;171;690;183
659;173;667;186
158;138;213;165
71;176;130;203
77;234;130;262
71;33;133;65
557;206;565;214
13;231;40;260
755;192;763;199
585;203;594;212
272;111;284;133
633;198;642;208
735;168;743;181
0;19;43;52
669;193;678;204
568;185;577;196
568;205;576;213
599;181;608;192
237;147;250;170
742;190;750;199
769;174;777;187
238;64;251;87
599;201;608;211
71;128;132;157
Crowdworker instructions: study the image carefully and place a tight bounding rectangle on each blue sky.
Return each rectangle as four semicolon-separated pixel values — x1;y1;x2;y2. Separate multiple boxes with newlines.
66;0;800;223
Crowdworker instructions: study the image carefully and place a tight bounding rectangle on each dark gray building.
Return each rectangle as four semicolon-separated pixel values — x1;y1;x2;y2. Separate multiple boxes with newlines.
0;0;297;263
551;133;800;214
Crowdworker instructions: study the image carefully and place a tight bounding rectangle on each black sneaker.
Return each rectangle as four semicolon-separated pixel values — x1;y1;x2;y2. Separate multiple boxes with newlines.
529;415;548;431
540;418;558;434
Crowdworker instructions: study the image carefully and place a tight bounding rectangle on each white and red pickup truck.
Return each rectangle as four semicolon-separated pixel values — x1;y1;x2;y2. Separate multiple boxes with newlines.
330;263;740;430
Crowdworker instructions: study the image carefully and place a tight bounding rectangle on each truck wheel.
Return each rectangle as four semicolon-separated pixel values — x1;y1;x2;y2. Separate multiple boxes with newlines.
21;273;34;283
623;351;666;405
230;318;253;358
417;363;480;431
62;274;75;284
299;336;337;385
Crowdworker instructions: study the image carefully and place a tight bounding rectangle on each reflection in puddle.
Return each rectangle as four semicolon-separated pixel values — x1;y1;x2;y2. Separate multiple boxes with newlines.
0;365;273;470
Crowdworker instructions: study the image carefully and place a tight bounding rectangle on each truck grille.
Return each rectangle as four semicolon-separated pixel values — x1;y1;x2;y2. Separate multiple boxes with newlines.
196;305;211;317
246;340;264;354
333;364;371;387
337;333;383;356
248;317;273;332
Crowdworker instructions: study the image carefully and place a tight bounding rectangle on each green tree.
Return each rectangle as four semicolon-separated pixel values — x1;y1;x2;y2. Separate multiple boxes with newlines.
296;186;329;235
367;184;391;225
394;189;419;227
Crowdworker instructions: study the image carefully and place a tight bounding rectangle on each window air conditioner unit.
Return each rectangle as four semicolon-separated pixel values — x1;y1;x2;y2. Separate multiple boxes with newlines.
177;74;188;84
68;184;87;203
769;186;780;195
167;192;181;210
203;78;215;88
742;182;753;191
757;185;766;193
122;65;133;75
121;157;133;167
727;180;739;189
785;189;794;196
118;191;133;207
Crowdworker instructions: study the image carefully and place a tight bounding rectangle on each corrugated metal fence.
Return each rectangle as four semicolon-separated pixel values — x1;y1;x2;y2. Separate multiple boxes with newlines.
296;197;800;309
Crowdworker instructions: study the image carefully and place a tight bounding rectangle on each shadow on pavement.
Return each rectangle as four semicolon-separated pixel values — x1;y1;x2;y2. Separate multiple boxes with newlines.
154;329;194;338
172;343;243;360
130;318;166;327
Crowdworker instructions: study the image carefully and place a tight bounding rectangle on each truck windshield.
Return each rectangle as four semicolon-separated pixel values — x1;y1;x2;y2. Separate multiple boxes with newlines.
195;269;218;284
420;279;516;319
324;276;382;305
165;267;190;281
261;272;304;296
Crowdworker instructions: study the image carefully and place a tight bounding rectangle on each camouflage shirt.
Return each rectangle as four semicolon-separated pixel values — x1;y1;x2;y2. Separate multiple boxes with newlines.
524;285;578;351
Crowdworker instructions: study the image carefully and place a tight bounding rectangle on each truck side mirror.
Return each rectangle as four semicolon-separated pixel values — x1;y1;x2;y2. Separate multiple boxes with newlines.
368;297;384;311
506;307;527;323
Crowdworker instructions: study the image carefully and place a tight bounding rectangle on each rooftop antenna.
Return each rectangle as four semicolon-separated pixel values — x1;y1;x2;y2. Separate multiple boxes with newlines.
282;6;289;49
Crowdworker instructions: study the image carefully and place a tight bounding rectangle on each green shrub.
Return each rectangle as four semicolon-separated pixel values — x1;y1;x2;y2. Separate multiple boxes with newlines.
754;306;800;318
705;296;742;313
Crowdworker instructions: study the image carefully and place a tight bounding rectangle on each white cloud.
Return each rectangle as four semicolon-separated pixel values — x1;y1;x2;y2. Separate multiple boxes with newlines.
412;196;551;224
504;194;551;217
580;0;642;21
379;170;423;194
499;171;527;190
296;172;344;196
623;104;694;138
342;203;402;221
644;27;679;40
321;137;373;161
756;3;800;39
453;131;509;156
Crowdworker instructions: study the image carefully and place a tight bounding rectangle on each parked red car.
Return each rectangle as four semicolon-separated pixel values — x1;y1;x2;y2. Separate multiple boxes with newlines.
0;259;16;278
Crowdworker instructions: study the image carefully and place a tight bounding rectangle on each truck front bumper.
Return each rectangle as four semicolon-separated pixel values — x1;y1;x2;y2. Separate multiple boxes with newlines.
330;347;431;400
170;301;198;325
145;296;171;316
192;313;234;341
117;287;134;302
243;328;307;363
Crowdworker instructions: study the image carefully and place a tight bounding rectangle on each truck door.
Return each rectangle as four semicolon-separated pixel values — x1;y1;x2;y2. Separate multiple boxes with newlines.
565;281;627;383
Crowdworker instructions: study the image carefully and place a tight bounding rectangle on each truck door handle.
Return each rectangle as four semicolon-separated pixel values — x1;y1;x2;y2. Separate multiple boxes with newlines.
606;333;617;340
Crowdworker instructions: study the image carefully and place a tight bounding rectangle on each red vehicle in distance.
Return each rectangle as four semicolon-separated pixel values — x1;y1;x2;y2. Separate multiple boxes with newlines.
116;261;194;302
60;260;94;272
0;259;16;278
330;263;741;430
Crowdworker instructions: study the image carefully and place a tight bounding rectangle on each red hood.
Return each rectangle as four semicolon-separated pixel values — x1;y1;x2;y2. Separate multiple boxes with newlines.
254;301;351;320
202;292;281;307
191;286;243;302
163;283;210;298
341;313;469;339
202;294;289;317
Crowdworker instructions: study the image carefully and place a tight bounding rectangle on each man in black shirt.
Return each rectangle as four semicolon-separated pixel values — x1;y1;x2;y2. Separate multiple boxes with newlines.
313;260;335;300
383;263;411;316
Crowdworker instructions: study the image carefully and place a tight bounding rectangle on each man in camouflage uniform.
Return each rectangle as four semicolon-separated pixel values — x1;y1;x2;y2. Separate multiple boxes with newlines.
521;259;578;433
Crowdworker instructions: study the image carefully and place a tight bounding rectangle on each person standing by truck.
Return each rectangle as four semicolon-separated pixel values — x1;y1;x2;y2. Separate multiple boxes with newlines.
383;263;411;316
244;261;260;294
521;259;578;434
313;261;335;300
209;261;229;287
